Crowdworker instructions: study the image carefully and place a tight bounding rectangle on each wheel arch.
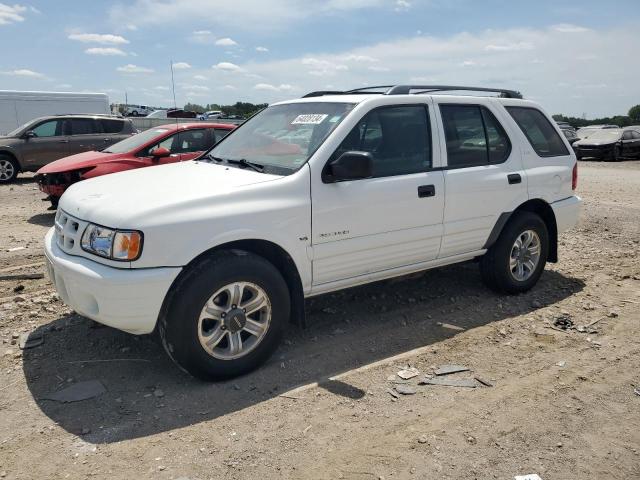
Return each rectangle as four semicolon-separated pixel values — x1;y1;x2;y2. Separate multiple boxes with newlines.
485;199;558;263
0;150;21;171
159;239;306;331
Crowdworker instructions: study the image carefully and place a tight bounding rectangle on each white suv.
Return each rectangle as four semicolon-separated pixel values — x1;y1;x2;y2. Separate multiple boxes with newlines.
44;85;582;380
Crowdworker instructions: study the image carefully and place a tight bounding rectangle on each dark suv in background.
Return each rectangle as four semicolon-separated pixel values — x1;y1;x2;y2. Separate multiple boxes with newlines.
0;114;136;183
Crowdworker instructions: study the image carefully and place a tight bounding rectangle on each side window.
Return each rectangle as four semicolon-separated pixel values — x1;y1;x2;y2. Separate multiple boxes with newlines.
331;105;431;178
622;131;633;140
173;129;212;153
141;134;176;156
440;105;511;167
632;131;640;140
506;107;569;157
101;119;124;134
214;128;232;141
32;120;62;137
70;118;98;135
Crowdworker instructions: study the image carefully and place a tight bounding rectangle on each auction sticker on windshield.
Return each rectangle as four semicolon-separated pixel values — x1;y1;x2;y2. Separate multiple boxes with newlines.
291;114;328;125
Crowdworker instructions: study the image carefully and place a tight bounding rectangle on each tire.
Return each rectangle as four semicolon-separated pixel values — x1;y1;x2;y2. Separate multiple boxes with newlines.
131;110;138;117
160;250;290;380
48;196;59;210
480;211;549;294
0;155;19;184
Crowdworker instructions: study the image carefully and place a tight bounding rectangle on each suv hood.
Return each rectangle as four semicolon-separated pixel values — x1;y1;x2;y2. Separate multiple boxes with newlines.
37;150;127;174
59;160;282;227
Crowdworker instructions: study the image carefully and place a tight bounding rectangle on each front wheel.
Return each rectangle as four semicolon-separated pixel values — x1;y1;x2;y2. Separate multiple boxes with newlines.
160;250;290;380
0;156;18;183
480;212;549;294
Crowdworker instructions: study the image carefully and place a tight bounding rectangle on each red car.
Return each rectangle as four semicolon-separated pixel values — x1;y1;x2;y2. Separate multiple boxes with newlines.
36;122;235;208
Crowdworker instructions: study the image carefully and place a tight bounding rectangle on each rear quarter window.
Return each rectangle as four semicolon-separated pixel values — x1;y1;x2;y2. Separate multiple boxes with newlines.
506;106;569;157
101;119;125;134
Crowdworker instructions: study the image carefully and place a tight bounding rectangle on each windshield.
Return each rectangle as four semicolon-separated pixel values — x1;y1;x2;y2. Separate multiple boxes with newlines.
103;128;170;153
583;129;622;142
207;102;355;173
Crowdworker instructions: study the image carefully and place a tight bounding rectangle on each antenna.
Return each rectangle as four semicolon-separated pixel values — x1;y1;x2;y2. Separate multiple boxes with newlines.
170;60;179;127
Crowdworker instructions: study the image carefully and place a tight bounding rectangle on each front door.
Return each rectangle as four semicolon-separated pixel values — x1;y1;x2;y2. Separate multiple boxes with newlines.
311;103;445;286
20;119;70;169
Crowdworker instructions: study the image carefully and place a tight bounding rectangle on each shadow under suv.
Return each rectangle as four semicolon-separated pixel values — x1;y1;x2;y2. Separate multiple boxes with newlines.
0;114;136;183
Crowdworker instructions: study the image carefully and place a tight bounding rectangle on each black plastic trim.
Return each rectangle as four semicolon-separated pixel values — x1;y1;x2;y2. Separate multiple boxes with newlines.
482;212;512;250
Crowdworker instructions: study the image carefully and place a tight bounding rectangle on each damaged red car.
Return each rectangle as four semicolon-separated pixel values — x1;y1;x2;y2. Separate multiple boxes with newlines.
36;122;236;208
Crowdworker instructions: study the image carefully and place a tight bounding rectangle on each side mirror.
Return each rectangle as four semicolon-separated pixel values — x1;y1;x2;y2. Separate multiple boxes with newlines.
23;130;35;139
323;151;373;183
150;147;170;159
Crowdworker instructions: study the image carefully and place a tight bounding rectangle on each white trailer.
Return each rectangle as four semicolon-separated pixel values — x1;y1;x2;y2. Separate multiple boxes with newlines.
0;91;110;135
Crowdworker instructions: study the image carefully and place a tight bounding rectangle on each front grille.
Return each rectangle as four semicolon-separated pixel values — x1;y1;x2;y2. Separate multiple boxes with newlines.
54;210;88;255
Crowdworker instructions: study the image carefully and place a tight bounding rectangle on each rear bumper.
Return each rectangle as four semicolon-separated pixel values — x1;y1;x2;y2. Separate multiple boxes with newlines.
44;228;181;334
551;195;582;234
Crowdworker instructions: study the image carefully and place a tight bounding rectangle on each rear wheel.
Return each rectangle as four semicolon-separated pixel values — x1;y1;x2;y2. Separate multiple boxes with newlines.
480;212;549;294
0;156;18;183
160;250;290;380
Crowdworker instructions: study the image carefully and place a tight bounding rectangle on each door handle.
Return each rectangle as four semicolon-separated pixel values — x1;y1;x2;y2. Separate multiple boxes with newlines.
103;138;110;142
418;184;435;198
58;139;69;143
507;173;522;185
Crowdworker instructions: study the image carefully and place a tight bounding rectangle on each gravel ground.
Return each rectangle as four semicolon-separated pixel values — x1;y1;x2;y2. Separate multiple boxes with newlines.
0;163;639;480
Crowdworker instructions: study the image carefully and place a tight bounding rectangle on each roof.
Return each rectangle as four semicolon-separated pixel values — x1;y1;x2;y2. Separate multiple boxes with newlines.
154;122;237;131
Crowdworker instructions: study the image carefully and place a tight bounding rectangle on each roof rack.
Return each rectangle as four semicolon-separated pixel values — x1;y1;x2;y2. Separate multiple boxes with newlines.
302;84;523;99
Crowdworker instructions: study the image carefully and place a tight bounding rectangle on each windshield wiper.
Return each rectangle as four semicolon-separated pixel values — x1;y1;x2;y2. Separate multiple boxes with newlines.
204;154;226;162
225;158;264;172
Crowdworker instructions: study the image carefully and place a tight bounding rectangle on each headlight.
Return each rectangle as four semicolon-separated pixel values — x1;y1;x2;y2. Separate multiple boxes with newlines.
81;224;143;261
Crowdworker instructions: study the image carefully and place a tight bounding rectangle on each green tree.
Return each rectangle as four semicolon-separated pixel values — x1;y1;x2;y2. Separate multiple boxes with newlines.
629;105;640;122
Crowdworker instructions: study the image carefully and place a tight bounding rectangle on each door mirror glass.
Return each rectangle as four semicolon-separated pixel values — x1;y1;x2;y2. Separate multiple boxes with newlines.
150;147;171;159
324;151;373;182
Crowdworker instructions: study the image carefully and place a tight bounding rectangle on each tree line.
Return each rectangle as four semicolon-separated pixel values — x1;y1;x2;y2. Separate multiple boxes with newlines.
183;102;268;118
553;105;640;128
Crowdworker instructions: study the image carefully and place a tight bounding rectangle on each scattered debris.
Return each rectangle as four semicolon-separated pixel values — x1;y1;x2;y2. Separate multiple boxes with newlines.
42;380;106;403
417;435;428;444
18;332;44;350
515;475;543;480
633;387;640;397
303;425;312;434
279;394;303;400
153;388;165;398
437;322;465;331
386;388;400;399
7;246;25;252
394;384;417;395
13;284;24;293
553;314;573;330
0;273;44;281
474;376;494;387
434;365;470;376
397;366;420;380
607;310;619;318
420;377;479;388
555;361;566;368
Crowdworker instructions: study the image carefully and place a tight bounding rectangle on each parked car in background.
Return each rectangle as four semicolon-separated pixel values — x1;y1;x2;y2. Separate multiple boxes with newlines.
0;114;135;183
199;110;223;120
124;105;154;117
575;124;618;139
168;109;198;119
147;110;168;118
573;127;640;161
560;127;580;145
35;122;235;207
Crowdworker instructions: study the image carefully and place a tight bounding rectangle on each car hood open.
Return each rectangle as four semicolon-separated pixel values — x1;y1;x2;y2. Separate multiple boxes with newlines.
37;150;128;174
58;160;282;227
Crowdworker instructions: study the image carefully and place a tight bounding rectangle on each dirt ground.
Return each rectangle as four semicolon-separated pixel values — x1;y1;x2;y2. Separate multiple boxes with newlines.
0;163;639;480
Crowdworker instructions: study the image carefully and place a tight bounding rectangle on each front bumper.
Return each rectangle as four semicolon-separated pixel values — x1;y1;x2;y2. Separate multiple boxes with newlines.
551;195;582;234
575;146;614;159
44;228;181;334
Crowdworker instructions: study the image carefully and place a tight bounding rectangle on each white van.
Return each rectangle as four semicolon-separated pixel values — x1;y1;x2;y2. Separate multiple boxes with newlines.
0;91;109;135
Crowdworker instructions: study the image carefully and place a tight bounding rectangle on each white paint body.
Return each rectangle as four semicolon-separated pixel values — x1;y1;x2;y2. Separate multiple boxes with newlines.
44;93;582;334
0;90;110;135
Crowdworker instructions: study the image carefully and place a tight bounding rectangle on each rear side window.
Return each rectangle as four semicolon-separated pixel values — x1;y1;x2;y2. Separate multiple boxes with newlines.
101;119;124;134
215;128;232;141
440;105;511;167
70;118;98;135
331;105;431;178
506;107;569;157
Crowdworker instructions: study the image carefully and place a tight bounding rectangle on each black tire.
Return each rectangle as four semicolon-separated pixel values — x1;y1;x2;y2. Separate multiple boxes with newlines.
131;110;138;117
47;196;59;210
480;211;549;294
0;155;19;184
160;250;290;380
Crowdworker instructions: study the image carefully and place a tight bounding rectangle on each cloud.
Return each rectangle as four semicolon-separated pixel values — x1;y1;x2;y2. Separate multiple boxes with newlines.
180;84;209;92
302;57;348;76
85;47;126;56
55;83;72;89
116;64;154;73
0;3;26;25
394;0;411;12
68;33;129;45
552;23;589;33
215;37;237;46
342;54;378;63
193;74;207;80
213;61;242;72
220;84;237;90
1;68;45;78
172;62;191;69
485;42;533;52
255;46;269;52
253;83;293;92
154;85;170;90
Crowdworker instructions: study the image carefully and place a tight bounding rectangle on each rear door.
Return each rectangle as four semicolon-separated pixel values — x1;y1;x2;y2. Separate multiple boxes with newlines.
67;118;104;155
434;99;528;258
20;118;70;169
99;119;129;148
